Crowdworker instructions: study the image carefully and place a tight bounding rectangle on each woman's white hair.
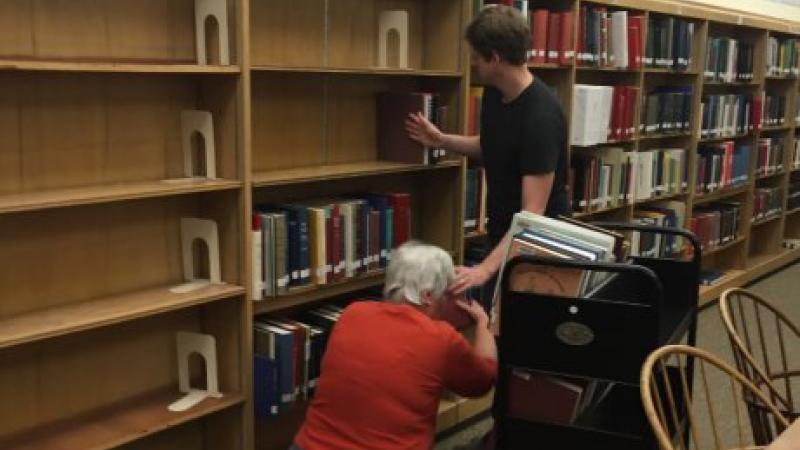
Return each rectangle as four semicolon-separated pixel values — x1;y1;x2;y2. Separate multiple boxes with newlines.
383;240;455;305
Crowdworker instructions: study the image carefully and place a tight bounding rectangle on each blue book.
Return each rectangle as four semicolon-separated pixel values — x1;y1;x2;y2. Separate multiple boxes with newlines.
254;354;279;417
256;322;295;411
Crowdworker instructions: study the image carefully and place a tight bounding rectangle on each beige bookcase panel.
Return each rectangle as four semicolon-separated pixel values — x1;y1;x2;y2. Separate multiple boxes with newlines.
0;73;240;196
0;301;242;448
0;0;238;64
0;193;241;318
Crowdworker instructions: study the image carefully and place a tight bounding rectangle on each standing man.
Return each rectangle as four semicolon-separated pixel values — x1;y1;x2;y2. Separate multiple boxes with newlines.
406;5;569;310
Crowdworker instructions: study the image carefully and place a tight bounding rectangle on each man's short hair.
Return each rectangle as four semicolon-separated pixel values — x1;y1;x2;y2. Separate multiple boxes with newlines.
465;5;530;66
383;241;455;305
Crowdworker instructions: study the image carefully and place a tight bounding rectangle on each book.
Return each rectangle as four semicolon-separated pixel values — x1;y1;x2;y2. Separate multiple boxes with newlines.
376;92;443;165
507;369;583;425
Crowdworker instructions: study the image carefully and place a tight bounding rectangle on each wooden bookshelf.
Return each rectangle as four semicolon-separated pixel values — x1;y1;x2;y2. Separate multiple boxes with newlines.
6;1;800;450
0;284;245;350
0;60;241;74
0;1;249;449
0;179;242;215
0;391;245;450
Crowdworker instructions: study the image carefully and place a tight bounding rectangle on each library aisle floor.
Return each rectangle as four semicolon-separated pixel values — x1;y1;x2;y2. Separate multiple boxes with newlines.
433;261;800;450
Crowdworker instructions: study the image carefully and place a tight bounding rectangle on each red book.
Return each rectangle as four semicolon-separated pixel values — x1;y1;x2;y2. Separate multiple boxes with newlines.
331;204;343;281
577;6;586;66
626;86;638;139
558;10;574;65
386;193;411;247
546;11;561;63
507;370;583;425
613;86;626;140
531;9;549;64
628;15;644;69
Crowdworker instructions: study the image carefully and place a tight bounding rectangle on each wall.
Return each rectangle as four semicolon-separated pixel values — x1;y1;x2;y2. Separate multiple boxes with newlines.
687;0;800;23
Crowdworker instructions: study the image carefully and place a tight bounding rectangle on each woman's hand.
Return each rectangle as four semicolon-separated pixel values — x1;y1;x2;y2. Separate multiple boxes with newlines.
455;298;489;328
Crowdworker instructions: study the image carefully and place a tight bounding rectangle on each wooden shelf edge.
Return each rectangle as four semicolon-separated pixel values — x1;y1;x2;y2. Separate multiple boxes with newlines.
254;272;385;315
699;248;800;306
0;391;244;450
751;213;783;227
252;161;461;187
701;236;746;257
0;283;245;349
692;184;750;205
0;60;241;74
0;179;242;215
251;65;462;77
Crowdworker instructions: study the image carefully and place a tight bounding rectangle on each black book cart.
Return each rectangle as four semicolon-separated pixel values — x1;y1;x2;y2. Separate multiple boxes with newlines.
495;224;701;450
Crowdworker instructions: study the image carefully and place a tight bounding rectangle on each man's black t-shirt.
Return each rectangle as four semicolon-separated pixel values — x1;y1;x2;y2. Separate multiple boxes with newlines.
480;76;570;246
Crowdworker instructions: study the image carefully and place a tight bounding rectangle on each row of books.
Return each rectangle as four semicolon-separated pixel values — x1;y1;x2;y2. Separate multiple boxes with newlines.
789;173;800;211
571;84;639;146
528;8;574;65
762;93;787;127
253;305;346;417
703;37;755;82
752;187;783;222
695;142;751;194
576;6;644;69
794;139;800;170
631;203;686;258
689;203;742;252
568;148;687;212
376;92;448;165
640;87;693;135
757;137;785;177
251;193;411;299
467;87;483;136
766;37;800;77
699;93;759;138
465;168;488;233
645;15;695;71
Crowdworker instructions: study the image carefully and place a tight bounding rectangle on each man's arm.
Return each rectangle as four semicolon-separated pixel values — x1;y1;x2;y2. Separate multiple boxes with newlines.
450;173;555;294
405;112;482;161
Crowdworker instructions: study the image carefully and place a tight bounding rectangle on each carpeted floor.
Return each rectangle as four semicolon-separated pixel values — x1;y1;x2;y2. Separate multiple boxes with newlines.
434;261;800;450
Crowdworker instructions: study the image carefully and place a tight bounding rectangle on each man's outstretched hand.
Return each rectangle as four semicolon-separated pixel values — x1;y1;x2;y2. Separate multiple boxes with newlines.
405;112;444;147
449;265;492;296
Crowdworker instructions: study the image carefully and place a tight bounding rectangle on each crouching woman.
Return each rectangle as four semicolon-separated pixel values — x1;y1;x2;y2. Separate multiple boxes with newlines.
292;241;498;450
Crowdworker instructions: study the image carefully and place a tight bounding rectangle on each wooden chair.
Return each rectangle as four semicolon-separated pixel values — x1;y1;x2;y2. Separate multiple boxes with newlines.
641;344;790;450
719;288;800;443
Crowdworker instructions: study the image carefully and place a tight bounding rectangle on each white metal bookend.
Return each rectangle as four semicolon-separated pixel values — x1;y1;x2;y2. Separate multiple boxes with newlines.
195;0;230;65
168;331;223;412
377;10;409;69
170;218;222;294
181;110;217;179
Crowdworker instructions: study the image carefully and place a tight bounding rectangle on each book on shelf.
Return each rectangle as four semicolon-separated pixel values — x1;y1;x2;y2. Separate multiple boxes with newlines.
794;139;800;170
571;84;638;146
689;203;741;252
645;15;695;71
703;37;754;82
789;173;800;211
700;269;727;286
766;36;800;77
468;87;483;136
528;7;574;65
377;92;448;165
632;201;687;258
576;5;643;69
695;141;750;194
763;93;787;127
700;93;757;138
640;86;692;136
465;168;488;233
752;187;783;222
569;147;636;212
253;193;411;299
757;137;785;177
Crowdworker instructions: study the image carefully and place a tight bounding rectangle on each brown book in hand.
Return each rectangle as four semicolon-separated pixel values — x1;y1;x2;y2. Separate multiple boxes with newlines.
377;92;433;165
